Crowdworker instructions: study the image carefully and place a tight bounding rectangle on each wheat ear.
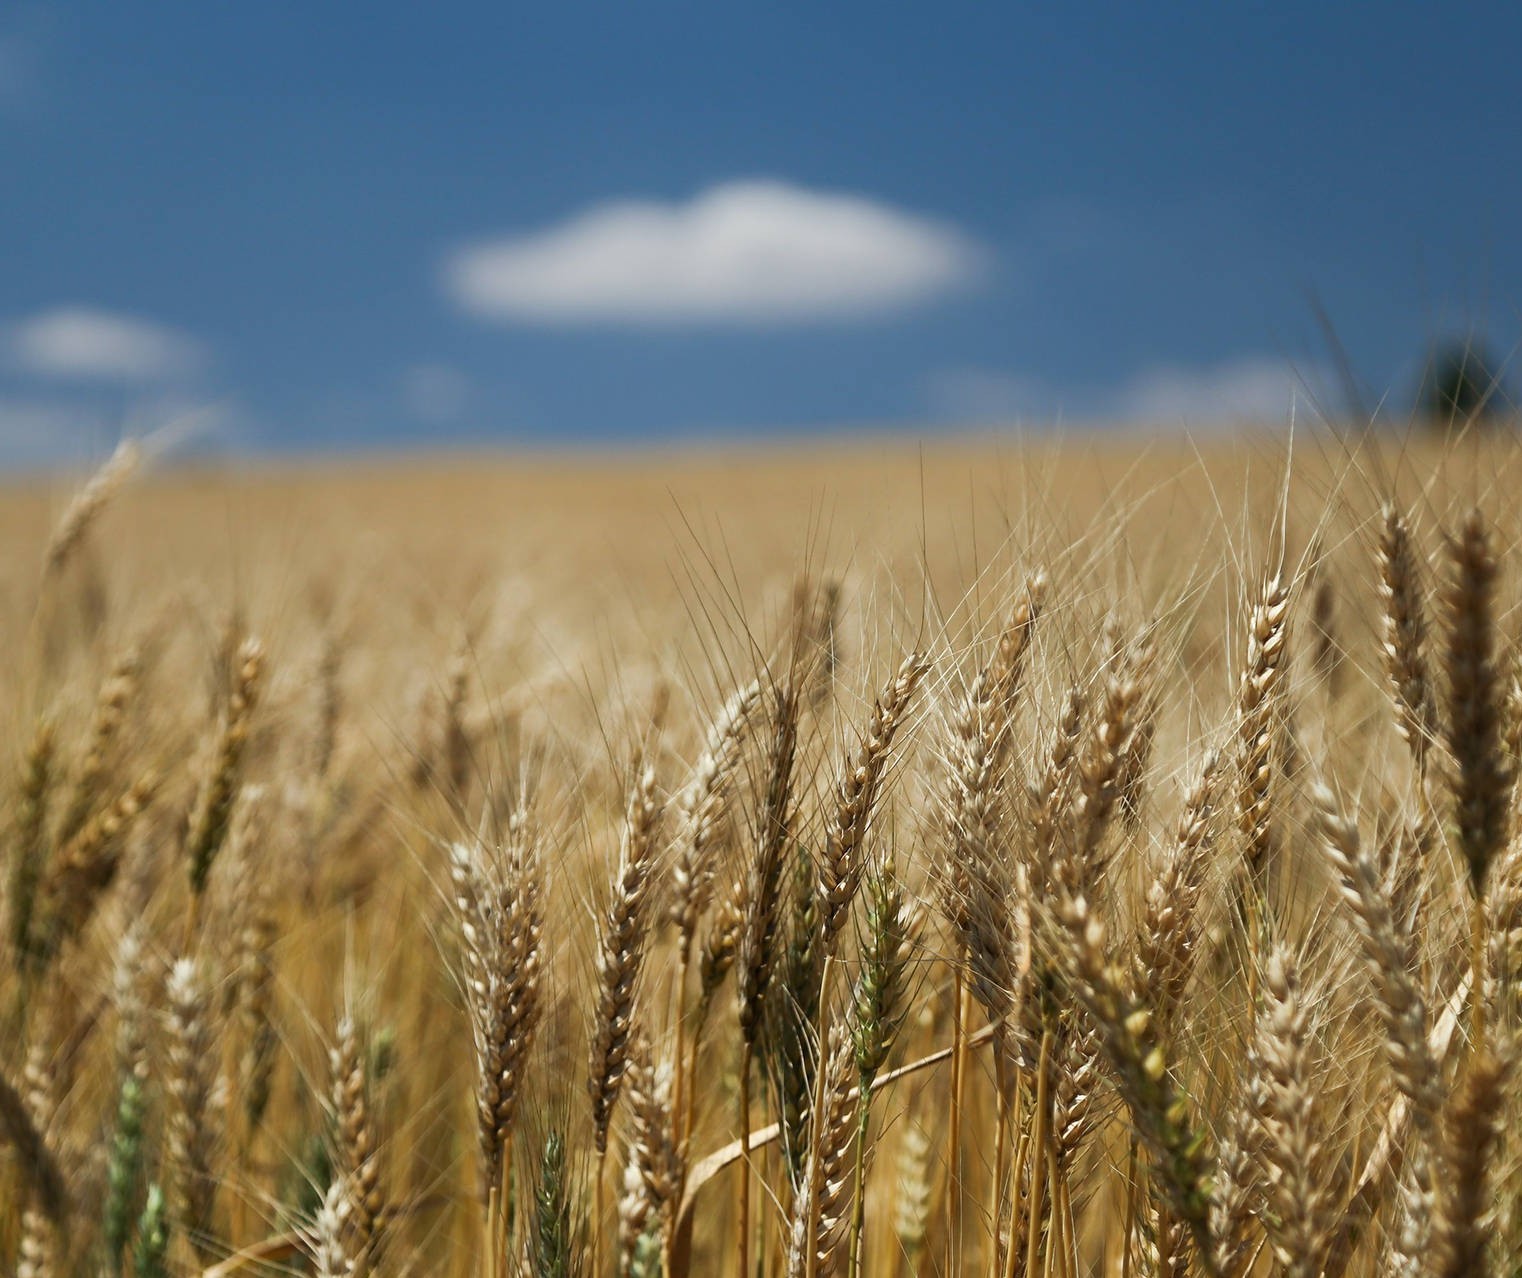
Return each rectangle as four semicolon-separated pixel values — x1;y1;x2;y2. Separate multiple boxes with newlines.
312;634;341;782
1442;508;1512;894
166;956;219;1261
185;637;265;901
16;1044;58;1278
1069;623;1154;879
785;1021;862;1278
332;1015;384;1269
1135;751;1221;1031
8;717;56;967
57;642;143;844
441;639;472;802
735;678;801;1278
132;1185;170;1278
670;678;761;1173
44;438;141;576
819;649;930;957
616;1035;680;1275
104;923;151;1272
451;808;544;1205
845;866;917;1276
1251;945;1334;1278
1236;571;1291;898
1379;505;1439;774
310;1177;354;1278
35;770;159;962
0;1065;68;1224
670;678;761;961
1049;892;1218;1273
230;803;278;1130
589;747;664;1275
1311;780;1439;1118
590;749;665;1158
1432;1045;1511;1278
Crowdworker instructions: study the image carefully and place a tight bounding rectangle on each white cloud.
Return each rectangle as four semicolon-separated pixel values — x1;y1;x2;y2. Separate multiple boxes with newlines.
443;180;982;326
6;307;205;381
0;394;235;469
1113;356;1325;424
402;362;469;423
924;368;1058;424
926;356;1329;428
0;397;108;466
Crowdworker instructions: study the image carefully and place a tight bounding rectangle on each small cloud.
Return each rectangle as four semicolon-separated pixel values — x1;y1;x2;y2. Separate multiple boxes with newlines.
926;355;1328;429
0;396;109;467
6;306;205;382
128;397;241;459
0;394;237;469
402;362;470;424
443;179;983;326
1112;356;1325;424
924;368;1059;424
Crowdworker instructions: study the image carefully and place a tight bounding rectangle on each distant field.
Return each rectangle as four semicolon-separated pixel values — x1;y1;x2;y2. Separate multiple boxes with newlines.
5;427;1509;655
2;427;1520;1277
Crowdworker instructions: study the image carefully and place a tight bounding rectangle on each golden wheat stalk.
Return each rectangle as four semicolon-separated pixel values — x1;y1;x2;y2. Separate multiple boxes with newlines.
1378;504;1439;774
44;438;141;577
1236;570;1291;898
590;750;665;1158
166;956;219;1261
332;1016;384;1269
185;637;266;902
819;649;929;956
450;807;545;1207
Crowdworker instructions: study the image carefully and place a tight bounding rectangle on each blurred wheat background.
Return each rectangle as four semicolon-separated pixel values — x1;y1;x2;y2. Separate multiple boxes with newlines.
3;428;1522;1278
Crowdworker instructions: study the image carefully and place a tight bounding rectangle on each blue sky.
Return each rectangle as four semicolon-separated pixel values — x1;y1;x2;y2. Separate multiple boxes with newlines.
1;2;1519;463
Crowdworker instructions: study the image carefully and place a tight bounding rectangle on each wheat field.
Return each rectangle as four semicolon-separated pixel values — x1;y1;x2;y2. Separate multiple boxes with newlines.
2;428;1521;1278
